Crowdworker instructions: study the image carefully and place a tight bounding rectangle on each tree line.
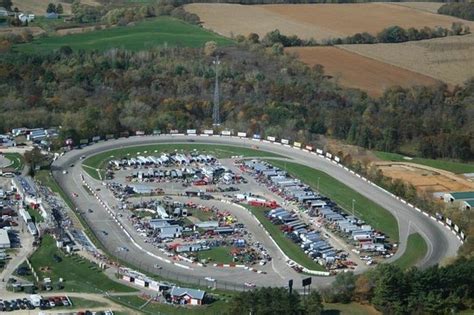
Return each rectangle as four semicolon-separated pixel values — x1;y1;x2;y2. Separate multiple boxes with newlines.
439;2;474;21
227;257;474;314
252;23;470;48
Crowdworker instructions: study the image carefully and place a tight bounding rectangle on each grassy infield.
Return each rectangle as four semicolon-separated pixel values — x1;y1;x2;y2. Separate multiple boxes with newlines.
3;152;24;171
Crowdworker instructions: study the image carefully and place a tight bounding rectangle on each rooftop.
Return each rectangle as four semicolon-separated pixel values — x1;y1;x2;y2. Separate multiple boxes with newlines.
170;286;206;300
0;229;10;246
449;191;474;201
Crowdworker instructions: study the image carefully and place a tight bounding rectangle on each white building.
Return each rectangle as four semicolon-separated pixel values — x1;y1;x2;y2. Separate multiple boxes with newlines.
0;229;11;249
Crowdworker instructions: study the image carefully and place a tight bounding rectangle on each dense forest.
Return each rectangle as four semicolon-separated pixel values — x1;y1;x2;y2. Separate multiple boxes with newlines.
438;2;474;21
228;257;474;315
0;43;473;160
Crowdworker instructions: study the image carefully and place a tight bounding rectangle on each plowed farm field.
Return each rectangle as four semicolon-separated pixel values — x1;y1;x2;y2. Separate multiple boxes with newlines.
340;34;474;86
185;3;474;40
286;47;440;96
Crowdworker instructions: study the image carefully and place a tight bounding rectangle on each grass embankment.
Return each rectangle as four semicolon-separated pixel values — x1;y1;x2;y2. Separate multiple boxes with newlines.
68;297;108;310
374;151;474;174
82;143;283;180
246;205;325;271
4;152;24;171
109;295;230;315
28;235;136;293
265;160;399;242
111;296;380;315
394;233;428;270
16;17;234;53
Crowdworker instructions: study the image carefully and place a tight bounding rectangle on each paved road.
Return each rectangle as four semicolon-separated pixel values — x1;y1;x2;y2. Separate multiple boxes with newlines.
51;135;461;289
0;220;35;291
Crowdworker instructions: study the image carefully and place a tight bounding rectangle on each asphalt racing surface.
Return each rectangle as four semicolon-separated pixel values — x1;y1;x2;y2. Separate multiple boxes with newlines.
51;135;461;290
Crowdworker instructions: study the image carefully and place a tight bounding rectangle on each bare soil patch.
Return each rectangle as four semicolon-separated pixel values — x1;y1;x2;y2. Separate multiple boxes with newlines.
376;162;474;193
287;46;440;96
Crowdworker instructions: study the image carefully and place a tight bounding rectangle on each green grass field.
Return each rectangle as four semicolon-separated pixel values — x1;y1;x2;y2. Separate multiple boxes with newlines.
110;295;230;315
394;233;428;270
190;209;214;222
28;235;136;293
3;152;24;171
16;17;234;53
246;205;325;271
82;143;282;180
265;160;399;242
374;151;474;174
200;246;234;264
26;206;44;223
67;297;108;310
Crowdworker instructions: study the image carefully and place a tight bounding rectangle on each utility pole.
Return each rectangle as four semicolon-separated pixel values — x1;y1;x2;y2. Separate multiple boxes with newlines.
352;199;356;216
212;56;221;127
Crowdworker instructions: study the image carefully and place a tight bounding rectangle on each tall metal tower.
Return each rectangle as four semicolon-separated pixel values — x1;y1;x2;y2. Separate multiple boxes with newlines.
212;56;221;126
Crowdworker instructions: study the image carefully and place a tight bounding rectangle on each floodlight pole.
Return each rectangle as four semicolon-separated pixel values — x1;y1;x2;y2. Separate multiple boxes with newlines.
212;56;221;127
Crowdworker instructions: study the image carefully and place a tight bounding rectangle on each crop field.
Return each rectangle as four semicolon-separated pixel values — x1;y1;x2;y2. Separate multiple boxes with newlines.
15;17;234;53
12;0;100;15
341;34;474;86
286;46;440;96
390;2;445;14
185;3;473;41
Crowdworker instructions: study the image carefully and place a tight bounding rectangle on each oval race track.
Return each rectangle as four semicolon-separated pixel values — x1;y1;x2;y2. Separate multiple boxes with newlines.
51;135;461;289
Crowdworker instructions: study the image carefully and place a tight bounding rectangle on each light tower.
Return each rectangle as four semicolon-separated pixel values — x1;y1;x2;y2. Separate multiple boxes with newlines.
212;56;221;126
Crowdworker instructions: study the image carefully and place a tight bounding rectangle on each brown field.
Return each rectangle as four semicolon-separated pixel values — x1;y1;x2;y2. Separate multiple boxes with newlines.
390;2;445;14
286;46;440;96
376;162;474;193
12;0;100;15
0;26;45;36
341;34;474;86
185;3;474;40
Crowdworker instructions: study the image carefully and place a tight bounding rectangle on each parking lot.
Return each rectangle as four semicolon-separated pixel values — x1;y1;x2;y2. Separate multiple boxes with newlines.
0;295;72;312
95;153;273;267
